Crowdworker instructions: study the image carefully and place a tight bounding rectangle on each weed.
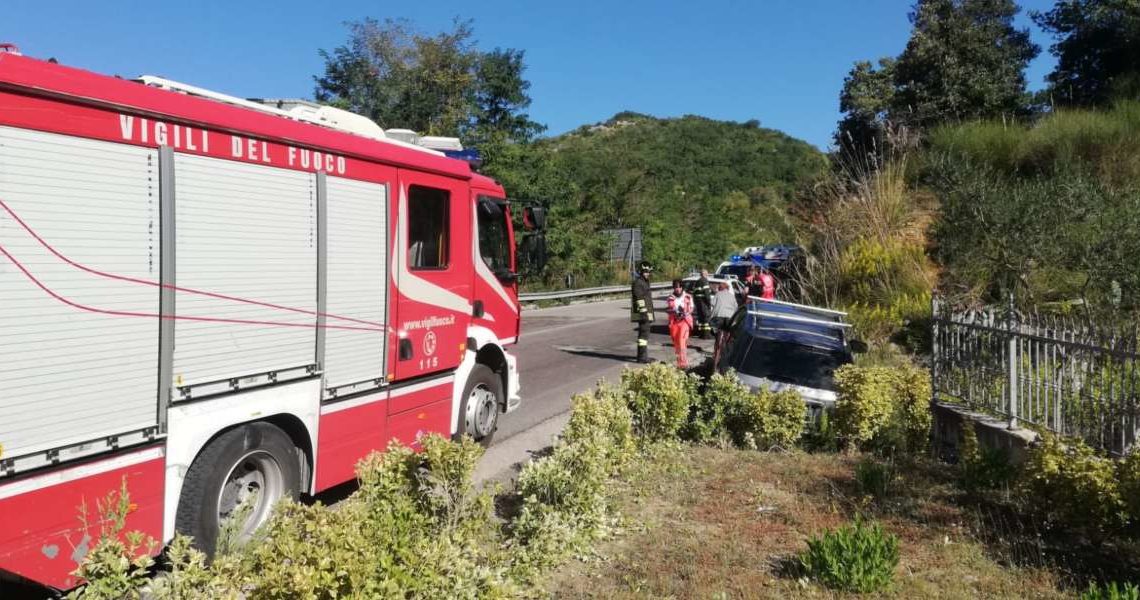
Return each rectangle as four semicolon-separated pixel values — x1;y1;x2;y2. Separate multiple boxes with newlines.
799;519;900;593
854;458;894;499
1081;581;1140;600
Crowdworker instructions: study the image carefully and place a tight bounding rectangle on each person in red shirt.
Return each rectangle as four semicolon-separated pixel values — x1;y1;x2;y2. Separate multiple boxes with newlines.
759;266;777;300
666;279;695;369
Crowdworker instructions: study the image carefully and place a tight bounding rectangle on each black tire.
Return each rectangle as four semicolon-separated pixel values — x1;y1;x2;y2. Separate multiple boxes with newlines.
455;364;503;448
174;422;301;556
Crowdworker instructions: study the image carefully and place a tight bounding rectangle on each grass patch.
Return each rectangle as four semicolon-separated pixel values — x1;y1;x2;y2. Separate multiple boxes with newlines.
543;446;1076;598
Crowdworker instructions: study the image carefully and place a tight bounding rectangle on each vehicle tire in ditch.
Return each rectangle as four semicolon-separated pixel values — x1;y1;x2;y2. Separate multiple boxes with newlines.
456;364;502;448
174;422;301;556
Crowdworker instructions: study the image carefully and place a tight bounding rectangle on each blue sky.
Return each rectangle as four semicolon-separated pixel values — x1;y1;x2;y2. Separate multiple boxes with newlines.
4;0;1058;149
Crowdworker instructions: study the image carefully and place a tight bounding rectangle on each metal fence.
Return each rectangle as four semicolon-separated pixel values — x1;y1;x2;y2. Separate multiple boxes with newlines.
932;296;1140;455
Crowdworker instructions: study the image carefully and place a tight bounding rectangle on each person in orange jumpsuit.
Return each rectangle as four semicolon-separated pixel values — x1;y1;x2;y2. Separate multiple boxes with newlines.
666;279;695;369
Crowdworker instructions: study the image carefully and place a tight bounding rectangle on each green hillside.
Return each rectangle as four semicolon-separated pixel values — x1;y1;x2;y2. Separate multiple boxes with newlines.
485;112;827;287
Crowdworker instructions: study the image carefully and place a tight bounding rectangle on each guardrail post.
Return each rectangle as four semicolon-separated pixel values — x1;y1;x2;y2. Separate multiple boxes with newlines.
1007;292;1019;430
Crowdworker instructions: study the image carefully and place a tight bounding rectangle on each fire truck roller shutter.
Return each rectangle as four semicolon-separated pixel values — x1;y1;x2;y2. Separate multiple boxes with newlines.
172;155;317;387
0;126;160;465
323;176;387;394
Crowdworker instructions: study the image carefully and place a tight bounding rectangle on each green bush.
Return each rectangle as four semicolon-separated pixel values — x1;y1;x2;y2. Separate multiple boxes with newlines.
1081;581;1140;600
834;366;898;446
1020;434;1125;532
508;379;640;581
509;414;616;581
685;370;751;444
724;388;805;450
855;458;894;499
563;382;636;473
800;519;900;593
833;364;931;454
621;363;698;442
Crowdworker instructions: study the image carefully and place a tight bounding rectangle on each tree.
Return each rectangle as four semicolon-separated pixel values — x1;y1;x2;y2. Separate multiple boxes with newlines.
835;58;897;153
892;0;1039;128
314;19;541;145
1033;0;1140;106
470;48;545;145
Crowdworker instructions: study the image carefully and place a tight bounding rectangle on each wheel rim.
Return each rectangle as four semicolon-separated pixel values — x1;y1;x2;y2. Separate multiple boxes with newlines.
215;450;284;544
465;383;499;439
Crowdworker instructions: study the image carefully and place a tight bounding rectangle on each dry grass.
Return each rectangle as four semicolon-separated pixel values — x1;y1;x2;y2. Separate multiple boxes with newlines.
542;446;1070;599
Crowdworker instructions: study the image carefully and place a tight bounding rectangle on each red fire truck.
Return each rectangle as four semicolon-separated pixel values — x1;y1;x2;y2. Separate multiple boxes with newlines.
0;46;533;590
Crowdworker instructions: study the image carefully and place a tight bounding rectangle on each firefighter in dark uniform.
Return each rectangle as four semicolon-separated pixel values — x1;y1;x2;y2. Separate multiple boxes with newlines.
631;261;655;363
692;268;713;339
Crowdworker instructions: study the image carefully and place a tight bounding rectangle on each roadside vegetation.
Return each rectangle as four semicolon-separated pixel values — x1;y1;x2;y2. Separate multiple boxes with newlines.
69;361;1140;597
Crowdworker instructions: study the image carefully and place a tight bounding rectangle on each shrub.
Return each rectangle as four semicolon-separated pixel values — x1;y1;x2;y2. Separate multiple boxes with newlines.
869;364;932;455
1118;450;1140;523
834;366;897;446
620;363;698;442
1081;581;1140;600
834;364;931;454
67;481;158;600
855;458;894;499
800;519;900;593
509;418;614;581
683;370;750;444
1020;434;1125;532
957;421;1017;493
758;389;808;450
724;388;805;450
563;382;636;472
224;434;503;599
802;408;839;452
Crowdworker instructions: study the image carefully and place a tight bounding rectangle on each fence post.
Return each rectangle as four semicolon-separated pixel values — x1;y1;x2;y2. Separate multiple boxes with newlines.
1007;292;1019;430
931;295;940;405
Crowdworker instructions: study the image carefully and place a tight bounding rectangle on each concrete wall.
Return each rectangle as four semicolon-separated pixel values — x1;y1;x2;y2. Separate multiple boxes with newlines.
932;402;1038;464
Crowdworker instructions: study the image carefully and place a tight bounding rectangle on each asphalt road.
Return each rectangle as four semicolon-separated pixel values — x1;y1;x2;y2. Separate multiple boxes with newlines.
475;294;708;482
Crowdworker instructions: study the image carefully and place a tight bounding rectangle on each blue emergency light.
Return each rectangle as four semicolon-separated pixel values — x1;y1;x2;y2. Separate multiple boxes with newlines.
443;148;483;170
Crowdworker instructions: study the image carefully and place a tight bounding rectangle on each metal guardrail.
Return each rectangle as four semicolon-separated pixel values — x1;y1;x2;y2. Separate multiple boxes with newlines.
519;282;670;302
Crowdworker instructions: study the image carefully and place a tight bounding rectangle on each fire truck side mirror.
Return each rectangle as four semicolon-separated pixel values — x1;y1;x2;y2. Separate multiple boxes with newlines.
523;206;546;231
517;233;548;276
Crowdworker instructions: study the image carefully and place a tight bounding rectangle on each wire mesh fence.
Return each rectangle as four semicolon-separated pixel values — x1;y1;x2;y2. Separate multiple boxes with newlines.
932;296;1140;456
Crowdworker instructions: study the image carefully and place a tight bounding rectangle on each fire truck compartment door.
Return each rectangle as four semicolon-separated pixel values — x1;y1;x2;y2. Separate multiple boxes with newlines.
172;154;317;386
322;176;388;393
0;126;160;464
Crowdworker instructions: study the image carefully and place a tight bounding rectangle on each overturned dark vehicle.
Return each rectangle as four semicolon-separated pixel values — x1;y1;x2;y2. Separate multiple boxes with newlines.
717;298;864;418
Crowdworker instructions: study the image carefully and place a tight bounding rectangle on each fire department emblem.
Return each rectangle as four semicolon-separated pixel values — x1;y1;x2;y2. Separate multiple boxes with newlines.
423;330;437;356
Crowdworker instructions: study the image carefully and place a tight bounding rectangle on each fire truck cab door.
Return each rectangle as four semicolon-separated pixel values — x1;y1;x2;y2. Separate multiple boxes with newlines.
391;170;472;383
472;191;520;343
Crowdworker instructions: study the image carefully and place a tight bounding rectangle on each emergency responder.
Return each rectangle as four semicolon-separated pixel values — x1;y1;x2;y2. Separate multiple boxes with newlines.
666;278;694;368
630;261;655;363
692;269;713;339
758;265;777;300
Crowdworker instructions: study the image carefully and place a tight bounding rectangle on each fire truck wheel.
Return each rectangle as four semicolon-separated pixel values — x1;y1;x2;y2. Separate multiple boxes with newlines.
457;364;502;448
175;422;301;556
